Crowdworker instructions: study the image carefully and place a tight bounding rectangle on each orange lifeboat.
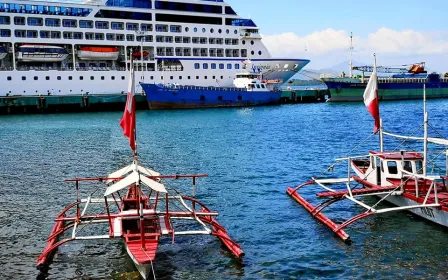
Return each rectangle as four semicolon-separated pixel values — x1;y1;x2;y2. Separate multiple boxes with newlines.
78;46;119;61
132;50;149;58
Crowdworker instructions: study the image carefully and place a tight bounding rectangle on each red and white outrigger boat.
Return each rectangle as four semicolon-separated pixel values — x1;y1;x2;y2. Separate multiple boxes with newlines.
36;56;243;279
287;55;448;243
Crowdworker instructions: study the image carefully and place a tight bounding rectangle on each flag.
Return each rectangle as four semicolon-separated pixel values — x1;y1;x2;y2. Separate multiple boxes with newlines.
363;55;380;133
120;56;136;151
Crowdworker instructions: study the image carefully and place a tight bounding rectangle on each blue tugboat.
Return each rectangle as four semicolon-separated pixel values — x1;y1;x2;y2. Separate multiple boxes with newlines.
140;71;282;109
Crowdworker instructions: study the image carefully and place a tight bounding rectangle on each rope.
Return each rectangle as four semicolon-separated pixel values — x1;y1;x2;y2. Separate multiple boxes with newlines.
140;248;157;280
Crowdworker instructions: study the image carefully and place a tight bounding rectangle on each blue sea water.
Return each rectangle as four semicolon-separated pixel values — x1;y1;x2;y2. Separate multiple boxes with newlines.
1;100;448;279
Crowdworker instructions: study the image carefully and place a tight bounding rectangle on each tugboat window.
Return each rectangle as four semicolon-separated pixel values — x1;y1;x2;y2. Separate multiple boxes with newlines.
387;161;398;174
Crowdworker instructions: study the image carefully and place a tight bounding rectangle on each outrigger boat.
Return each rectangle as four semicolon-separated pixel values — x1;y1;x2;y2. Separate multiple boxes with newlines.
287;55;448;243
36;56;244;279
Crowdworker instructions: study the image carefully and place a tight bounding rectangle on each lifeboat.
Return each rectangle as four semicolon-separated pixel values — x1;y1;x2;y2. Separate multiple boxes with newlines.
17;45;69;62
132;50;149;58
0;46;7;60
78;46;119;61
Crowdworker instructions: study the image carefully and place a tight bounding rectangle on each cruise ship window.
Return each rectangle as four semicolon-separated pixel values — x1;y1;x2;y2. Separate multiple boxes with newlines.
126;34;134;41
45;18;60;27
170;76;173;80
79;20;93;28
111;76;115;80
242;40;246;45
80;76;83;80
188;76;191;79
234;30;238;34
258;51;262;55
69;76;73;80
7;76;11;81
220;76;223;79
90;76;94;80
34;76;38;81
27;17;43;26
179;76;182;80
219;63;224;69
202;28;206;33
121;76;125;80
194;27;197;32
1;29;11;37
0;16;10;25
227;64;232;69
235;64;240;69
226;29;229;34
22;76;26;81
218;29;222;34
101;76;105;80
211;63;216;69
196;76;199;79
57;76;61;80
212;76;215;79
203;63;208;69
194;63;200;69
210;28;214;33
251;40;254;45
251;51;255;55
14;17;25;25
204;76;207;79
185;27;189;32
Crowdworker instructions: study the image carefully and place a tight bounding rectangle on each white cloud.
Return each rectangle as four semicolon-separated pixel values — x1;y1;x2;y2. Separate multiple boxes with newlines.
262;28;448;71
262;28;448;57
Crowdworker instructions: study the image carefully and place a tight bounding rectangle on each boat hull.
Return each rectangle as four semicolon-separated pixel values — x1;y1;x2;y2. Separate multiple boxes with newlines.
324;76;448;102
379;194;448;227
77;51;119;61
125;244;152;280
141;83;282;110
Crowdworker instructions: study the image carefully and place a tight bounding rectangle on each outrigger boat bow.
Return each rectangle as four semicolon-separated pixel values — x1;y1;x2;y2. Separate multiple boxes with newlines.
37;55;243;279
287;55;448;243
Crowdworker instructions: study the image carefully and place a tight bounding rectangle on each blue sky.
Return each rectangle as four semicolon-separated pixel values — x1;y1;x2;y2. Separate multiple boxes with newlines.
228;0;448;72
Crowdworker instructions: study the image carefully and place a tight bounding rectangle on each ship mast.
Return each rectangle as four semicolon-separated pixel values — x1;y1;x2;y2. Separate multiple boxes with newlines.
349;32;353;78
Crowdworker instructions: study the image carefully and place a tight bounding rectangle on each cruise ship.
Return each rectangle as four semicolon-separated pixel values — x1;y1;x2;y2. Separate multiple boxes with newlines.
0;0;310;96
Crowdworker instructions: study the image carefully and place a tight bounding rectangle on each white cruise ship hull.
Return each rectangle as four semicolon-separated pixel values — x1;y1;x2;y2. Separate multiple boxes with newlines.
0;58;307;96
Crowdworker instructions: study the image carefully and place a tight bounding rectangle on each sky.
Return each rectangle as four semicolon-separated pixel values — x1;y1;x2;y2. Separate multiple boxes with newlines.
228;0;448;73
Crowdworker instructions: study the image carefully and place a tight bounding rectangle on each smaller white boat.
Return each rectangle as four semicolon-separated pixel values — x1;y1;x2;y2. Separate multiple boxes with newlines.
78;46;119;61
0;46;7;60
17;45;68;62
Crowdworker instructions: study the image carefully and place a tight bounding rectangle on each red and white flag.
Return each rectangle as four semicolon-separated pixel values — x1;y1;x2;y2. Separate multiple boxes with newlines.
119;57;136;151
363;56;380;133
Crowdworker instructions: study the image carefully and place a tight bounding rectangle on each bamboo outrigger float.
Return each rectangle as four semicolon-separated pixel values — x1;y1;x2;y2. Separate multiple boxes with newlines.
36;55;243;279
287;59;448;243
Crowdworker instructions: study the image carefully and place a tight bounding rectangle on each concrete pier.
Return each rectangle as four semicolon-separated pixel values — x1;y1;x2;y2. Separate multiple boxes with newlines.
280;89;329;104
0;94;148;115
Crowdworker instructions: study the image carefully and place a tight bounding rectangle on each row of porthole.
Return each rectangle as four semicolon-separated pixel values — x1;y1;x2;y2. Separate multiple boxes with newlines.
242;40;255;45
5;75;225;81
167;75;224;80
6;75;126;81
185;27;238;35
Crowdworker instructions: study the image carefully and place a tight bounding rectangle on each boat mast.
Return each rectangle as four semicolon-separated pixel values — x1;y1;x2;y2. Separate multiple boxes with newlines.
423;84;428;177
349;32;353;78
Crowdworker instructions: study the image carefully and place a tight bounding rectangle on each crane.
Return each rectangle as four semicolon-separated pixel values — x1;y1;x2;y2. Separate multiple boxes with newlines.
352;62;426;74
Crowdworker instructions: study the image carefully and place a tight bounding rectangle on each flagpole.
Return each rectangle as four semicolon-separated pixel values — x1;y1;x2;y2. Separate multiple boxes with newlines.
131;52;138;159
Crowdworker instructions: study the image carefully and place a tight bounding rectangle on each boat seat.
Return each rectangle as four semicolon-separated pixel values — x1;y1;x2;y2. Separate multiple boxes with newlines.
113;217;122;237
159;216;170;234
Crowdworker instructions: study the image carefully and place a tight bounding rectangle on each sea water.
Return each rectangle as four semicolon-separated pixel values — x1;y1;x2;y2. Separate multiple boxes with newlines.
1;100;448;279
